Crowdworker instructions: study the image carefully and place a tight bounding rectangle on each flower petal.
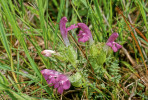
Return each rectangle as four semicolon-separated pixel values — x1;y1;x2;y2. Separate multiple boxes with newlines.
41;69;61;81
78;34;90;42
67;24;78;31
77;23;93;43
77;23;92;38
41;69;49;74
47;77;55;86
107;32;119;43
106;42;112;47
56;74;68;82
63;80;71;90
54;82;59;89
112;43;118;52
78;30;90;42
60;17;70;46
58;86;64;94
60;17;68;37
41;69;56;75
77;30;84;36
115;43;122;49
106;32;122;52
43;74;48;80
41;69;52;74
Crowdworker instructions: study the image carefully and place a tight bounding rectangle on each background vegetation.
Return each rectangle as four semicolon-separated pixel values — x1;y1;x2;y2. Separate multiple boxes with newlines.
0;0;148;99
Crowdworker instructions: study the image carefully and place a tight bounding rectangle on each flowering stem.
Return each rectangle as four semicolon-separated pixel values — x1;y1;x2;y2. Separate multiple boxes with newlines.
69;32;94;73
62;36;70;47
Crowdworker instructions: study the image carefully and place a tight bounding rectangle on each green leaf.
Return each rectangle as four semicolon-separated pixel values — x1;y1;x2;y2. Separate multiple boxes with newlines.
69;72;83;87
0;19;11;58
65;46;77;68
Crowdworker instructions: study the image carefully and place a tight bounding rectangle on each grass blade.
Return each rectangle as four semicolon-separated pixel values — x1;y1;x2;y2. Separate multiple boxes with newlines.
115;7;148;74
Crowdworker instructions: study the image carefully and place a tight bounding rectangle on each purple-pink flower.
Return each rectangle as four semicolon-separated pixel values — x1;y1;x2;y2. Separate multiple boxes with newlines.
54;74;71;94
77;23;94;44
41;69;71;94
77;30;90;42
60;17;94;45
60;17;78;47
106;32;122;52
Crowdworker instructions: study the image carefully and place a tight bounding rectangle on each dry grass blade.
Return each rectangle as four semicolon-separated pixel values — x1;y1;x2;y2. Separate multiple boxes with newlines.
131;25;148;43
115;7;148;43
115;7;148;74
122;47;136;66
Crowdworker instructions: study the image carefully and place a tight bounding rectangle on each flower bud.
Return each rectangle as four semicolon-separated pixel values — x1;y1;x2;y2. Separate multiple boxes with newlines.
41;50;56;57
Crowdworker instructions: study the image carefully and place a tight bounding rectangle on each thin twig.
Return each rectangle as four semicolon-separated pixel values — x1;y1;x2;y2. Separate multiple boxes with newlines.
128;15;148;60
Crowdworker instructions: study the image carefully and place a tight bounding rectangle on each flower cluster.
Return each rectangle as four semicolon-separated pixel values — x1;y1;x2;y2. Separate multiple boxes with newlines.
40;17;123;95
41;69;71;94
60;17;94;46
60;17;122;52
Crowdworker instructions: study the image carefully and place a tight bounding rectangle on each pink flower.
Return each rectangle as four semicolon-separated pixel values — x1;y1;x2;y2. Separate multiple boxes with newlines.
77;30;90;42
106;32;122;52
77;23;94;44
41;50;56;57
54;74;71;94
60;17;78;47
41;69;71;94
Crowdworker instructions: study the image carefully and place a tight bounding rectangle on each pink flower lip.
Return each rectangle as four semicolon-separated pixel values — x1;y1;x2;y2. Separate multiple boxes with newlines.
106;32;122;52
77;23;94;44
77;30;90;42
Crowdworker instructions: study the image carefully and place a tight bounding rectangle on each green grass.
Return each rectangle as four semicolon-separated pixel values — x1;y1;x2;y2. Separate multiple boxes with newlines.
0;0;148;99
